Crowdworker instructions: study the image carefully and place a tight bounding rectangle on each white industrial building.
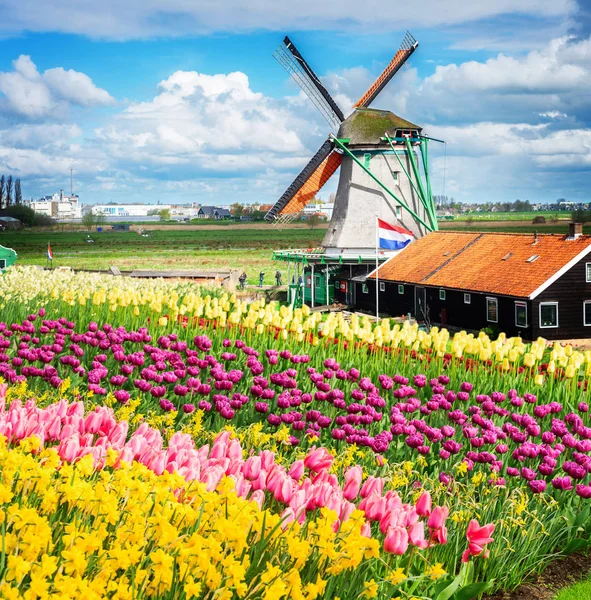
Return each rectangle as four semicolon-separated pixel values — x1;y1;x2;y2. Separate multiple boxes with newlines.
29;192;81;220
90;204;199;218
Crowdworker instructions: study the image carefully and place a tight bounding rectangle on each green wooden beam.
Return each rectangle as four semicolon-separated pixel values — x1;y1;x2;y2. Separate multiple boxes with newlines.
383;134;432;221
330;135;433;232
403;137;437;231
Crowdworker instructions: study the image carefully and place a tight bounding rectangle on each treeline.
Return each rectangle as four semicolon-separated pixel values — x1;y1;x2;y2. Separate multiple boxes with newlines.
0;175;23;209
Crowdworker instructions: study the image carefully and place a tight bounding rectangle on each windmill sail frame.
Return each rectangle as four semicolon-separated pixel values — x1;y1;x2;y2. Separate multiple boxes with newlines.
274;36;345;131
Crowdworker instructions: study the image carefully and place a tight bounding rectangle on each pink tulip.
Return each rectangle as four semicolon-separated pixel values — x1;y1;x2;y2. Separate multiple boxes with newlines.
343;466;363;501
250;490;265;510
360;476;384;498
244;456;261;480
416;491;432;517
288;459;305;480
384;526;409;555
58;436;80;462
303;447;333;472
466;519;495;546
408;521;429;549
427;505;449;530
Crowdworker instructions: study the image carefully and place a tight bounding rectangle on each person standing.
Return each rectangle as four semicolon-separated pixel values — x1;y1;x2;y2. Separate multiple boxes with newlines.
275;270;282;286
259;271;265;287
239;272;247;290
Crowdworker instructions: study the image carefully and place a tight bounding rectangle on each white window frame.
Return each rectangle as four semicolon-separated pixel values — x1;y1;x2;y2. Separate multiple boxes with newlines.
515;301;528;328
539;302;559;329
586;263;591;283
464;293;471;304
362;283;368;294
584;301;591;327
398;284;404;295
379;281;385;292
439;289;446;301
486;297;498;323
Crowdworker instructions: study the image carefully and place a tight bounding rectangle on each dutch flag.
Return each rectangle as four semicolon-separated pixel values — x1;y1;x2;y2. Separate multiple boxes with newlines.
47;242;53;261
377;219;414;250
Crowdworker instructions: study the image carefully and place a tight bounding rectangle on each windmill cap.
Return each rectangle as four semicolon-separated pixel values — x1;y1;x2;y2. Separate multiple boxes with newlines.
337;108;422;146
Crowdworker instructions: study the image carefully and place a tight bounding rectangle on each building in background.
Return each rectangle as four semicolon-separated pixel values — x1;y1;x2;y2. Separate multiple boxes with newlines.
28;191;81;220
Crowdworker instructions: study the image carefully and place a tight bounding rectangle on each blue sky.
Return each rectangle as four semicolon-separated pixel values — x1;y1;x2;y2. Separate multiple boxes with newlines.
0;0;589;206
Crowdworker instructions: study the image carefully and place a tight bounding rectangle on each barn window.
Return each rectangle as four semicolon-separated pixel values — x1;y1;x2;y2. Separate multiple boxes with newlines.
0;259;5;270
515;302;528;328
315;274;321;288
439;289;446;301
398;284;404;295
363;154;371;170
392;171;400;183
586;263;591;282
379;282;385;292
395;206;402;219
464;293;471;304
486;297;498;323
539;302;558;328
584;301;591;326
362;284;368;294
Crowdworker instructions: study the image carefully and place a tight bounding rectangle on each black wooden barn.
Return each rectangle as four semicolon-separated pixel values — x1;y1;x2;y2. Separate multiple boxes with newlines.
339;226;591;340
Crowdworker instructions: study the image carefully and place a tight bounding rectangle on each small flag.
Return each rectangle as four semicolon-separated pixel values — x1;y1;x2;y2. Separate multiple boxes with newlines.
377;219;414;250
47;242;53;261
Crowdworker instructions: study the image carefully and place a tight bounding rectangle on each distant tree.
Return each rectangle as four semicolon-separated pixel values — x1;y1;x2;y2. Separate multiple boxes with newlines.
158;208;171;221
95;213;106;228
81;211;96;231
0;176;5;210
571;208;591;223
230;203;244;217
307;213;321;229
251;210;266;221
147;209;160;216
5;176;13;207
14;179;22;205
532;216;546;225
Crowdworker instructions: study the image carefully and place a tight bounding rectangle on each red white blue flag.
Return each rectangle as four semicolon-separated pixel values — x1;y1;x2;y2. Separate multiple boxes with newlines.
47;242;53;261
377;219;414;250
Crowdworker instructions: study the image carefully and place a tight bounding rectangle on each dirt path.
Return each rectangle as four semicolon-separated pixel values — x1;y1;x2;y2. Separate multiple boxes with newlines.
129;223;329;232
484;550;591;600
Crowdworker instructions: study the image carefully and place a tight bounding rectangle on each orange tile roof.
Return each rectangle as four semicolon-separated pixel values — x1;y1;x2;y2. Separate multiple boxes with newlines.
370;232;591;298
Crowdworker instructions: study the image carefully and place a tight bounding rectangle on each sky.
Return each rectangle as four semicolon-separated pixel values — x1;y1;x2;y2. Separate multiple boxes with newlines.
0;0;589;206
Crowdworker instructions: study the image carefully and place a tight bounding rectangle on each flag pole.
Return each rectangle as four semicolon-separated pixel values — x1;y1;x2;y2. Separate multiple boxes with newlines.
375;217;379;323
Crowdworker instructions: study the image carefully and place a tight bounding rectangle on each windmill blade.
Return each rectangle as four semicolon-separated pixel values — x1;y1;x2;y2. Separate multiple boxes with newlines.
274;36;345;131
265;138;342;222
354;31;418;108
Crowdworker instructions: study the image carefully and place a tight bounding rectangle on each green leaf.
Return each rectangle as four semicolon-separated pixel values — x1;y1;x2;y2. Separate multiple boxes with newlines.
435;573;465;600
564;538;589;554
451;581;495;600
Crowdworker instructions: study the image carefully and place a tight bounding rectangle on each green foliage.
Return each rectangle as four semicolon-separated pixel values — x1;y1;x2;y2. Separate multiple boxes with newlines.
571;208;591;223
158;208;171;221
1;204;55;227
555;579;591;600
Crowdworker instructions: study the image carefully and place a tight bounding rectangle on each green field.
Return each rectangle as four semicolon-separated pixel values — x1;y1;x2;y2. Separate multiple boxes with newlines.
444;210;569;222
1;226;326;286
440;222;585;234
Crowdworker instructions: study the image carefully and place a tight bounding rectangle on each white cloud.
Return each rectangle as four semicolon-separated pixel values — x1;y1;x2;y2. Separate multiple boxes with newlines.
0;0;577;39
0;55;114;118
95;70;311;170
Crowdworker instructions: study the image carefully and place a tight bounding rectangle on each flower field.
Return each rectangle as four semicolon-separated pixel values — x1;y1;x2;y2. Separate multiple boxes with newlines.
1;267;591;599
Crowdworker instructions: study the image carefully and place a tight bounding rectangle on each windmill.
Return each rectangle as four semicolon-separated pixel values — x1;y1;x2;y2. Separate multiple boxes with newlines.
266;32;439;256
